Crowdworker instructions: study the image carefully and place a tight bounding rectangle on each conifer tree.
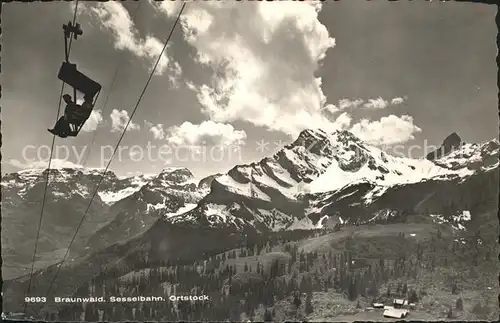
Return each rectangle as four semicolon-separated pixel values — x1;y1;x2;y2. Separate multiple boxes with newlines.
305;294;314;314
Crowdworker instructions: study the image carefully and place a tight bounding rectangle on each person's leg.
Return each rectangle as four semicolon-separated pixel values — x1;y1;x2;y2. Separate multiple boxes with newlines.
48;128;67;138
48;117;63;132
48;117;70;137
59;118;71;136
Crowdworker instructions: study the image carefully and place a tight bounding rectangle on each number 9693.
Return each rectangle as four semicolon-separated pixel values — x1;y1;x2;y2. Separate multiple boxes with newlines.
25;297;47;303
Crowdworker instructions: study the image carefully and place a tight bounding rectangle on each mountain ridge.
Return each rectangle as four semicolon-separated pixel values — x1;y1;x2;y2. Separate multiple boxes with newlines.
0;166;215;279
2;130;498;269
2;129;498;318
166;129;498;231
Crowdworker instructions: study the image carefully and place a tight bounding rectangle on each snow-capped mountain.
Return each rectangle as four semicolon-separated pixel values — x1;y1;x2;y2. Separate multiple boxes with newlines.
1;168;155;279
167;129;498;231
428;132;499;171
84;168;211;251
1;167;155;207
197;172;224;193
4;129;498;317
3;129;497;282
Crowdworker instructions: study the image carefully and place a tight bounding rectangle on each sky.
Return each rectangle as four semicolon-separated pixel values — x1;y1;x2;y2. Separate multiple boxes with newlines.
2;0;497;180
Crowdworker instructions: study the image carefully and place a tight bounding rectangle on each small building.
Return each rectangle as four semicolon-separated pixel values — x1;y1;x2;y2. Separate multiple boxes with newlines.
372;302;384;309
383;308;409;318
393;298;408;309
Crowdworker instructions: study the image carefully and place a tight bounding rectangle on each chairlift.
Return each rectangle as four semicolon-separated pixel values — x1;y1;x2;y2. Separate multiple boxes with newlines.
55;21;102;137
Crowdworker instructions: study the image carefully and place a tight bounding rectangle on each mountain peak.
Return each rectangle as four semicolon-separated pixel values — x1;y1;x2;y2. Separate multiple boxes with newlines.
484;138;500;151
153;167;195;187
292;129;361;153
158;167;193;177
443;132;462;149
301;128;327;136
296;129;360;142
426;133;463;161
4;167;118;180
332;129;363;144
296;128;328;142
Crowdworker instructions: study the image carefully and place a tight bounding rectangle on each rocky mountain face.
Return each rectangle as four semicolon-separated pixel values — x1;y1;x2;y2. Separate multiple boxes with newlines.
84;168;209;251
1;168;153;275
3;130;497;267
197;173;224;192
166;129;499;232
426;132;463;160
1;167;209;279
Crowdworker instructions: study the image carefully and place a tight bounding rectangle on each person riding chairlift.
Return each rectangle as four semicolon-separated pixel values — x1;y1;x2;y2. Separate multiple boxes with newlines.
48;94;93;138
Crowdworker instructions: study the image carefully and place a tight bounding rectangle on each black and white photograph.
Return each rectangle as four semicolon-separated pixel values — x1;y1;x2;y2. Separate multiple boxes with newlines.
1;0;499;321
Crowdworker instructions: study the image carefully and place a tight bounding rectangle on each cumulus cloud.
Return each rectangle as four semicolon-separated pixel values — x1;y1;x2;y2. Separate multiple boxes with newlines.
80;2;181;80
150;1;414;147
322;96;405;114
321;104;340;115
363;97;389;110
80;110;104;132
350;115;422;146
334;112;353;130
152;0;336;138
391;97;405;105
339;98;364;110
110;109;140;132
151;124;166;139
166;120;247;146
8;158;83;170
144;120;166;139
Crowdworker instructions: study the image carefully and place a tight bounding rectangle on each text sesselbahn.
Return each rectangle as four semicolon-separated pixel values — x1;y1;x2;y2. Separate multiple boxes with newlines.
25;295;210;303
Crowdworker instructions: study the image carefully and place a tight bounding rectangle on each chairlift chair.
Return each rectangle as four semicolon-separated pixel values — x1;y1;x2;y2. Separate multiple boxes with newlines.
57;61;102;136
52;20;102;137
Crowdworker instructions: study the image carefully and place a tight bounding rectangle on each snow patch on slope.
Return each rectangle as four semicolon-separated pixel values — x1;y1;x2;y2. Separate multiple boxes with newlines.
430;210;471;231
98;174;156;204
216;174;272;201
307;144;474;194
164;203;198;218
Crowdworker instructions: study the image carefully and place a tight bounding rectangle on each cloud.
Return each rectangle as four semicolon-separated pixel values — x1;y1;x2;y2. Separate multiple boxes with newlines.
110;109;140;132
334;112;353;130
150;1;411;144
144;120;166;139
363;97;389;110
350;115;422;146
8;158;83;170
322;96;405;114
80;110;104;132
152;1;336;138
321;104;340;115
150;123;166;140
166;120;247;146
339;98;364;110
80;2;181;80
391;97;405;105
